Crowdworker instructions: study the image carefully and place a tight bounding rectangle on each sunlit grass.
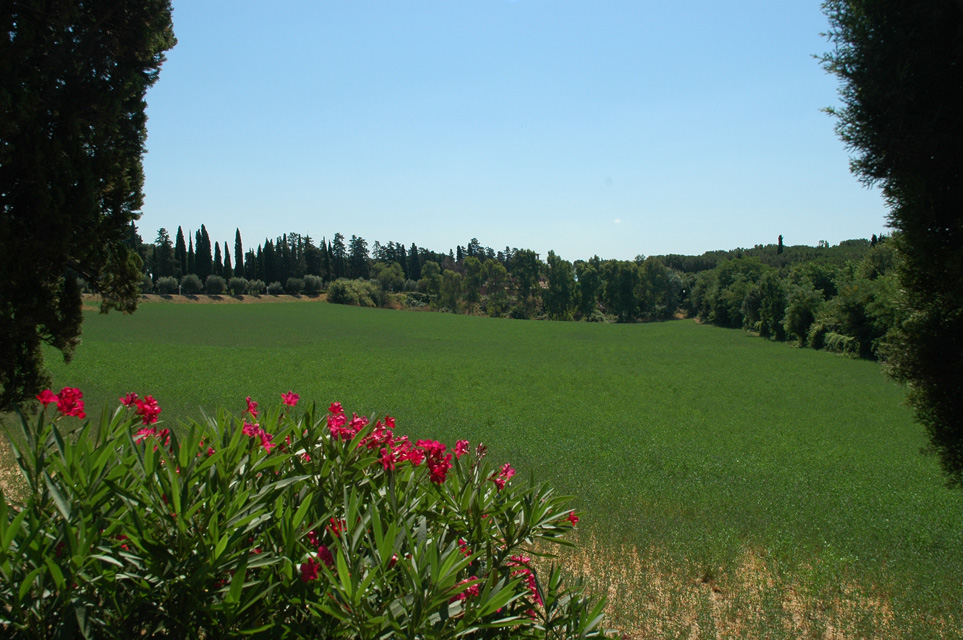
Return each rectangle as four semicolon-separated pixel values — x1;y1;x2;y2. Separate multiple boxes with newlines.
34;299;963;638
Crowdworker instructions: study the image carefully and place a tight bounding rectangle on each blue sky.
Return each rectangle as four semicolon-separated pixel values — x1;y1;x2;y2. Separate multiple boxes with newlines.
140;0;888;262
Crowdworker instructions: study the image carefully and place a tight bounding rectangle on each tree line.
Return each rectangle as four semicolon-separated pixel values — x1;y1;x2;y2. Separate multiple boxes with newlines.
125;224;899;346
687;236;899;360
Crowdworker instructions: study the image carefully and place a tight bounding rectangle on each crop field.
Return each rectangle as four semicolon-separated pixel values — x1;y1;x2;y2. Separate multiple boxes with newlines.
17;299;963;638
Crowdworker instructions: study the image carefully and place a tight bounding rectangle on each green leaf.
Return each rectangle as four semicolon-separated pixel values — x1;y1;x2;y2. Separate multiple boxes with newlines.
43;473;72;520
19;567;41;601
44;556;66;590
228;563;247;604
214;534;229;561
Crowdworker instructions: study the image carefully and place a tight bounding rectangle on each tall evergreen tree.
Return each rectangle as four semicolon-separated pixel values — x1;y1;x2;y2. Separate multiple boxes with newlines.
398;243;408;280
196;225;213;279
234;229;244;279
174;226;187;278
153;228;175;280
223;241;233;279
188;236;196;275
321;239;331;282
408;243;421;281
213;241;223;276
331;233;347;279
822;0;963;485
348;235;370;279
0;0;176;408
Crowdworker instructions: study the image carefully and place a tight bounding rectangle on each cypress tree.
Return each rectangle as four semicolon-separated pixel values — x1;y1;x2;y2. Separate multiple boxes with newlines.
408;243;421;281
223;242;232;279
174;227;187;278
213;241;223;276
187;236;196;275
234;229;244;279
196;225;213;279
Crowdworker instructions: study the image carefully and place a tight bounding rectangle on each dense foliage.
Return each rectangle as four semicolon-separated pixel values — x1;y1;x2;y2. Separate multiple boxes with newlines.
0;1;175;411
821;0;963;485
689;238;899;360
1;390;605;639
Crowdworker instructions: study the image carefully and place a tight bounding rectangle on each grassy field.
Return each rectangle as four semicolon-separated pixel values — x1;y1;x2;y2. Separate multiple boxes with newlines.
18;299;963;638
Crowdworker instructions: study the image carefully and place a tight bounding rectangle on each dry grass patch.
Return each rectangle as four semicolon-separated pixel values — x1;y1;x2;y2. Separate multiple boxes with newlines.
532;533;920;640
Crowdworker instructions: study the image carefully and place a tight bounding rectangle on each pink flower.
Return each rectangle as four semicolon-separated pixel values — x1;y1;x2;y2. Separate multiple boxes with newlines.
567;510;579;526
55;387;85;419
491;463;516;491
241;421;275;452
416;440;453;484
300;557;319;582
328;401;343;415
120;392;138;407
327;517;346;539
244;396;259;418
380;447;396;471
454;440;470;459
317;545;335;568
259;431;276;453
134;395;161;425
36;389;58;406
281;391;299;406
450;577;481;603
427;454;453;484
508;555;543;607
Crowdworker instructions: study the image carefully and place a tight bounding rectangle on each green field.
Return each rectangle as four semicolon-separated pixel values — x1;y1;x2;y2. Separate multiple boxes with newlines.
28;300;963;638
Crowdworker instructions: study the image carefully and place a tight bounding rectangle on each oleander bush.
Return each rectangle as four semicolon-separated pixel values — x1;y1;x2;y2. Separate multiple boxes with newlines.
0;389;607;639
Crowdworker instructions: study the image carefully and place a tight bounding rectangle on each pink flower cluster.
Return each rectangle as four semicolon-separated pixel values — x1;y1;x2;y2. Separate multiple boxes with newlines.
508;555;543;617
301;528;335;583
120;392;161;425
36;387;85;419
490;463;516;491
300;545;334;583
242;420;276;453
326;402;461;484
135;425;172;449
450;576;481;603
326;402;372;441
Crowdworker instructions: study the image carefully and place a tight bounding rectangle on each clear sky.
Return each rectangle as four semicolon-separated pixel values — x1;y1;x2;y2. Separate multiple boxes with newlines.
140;0;889;262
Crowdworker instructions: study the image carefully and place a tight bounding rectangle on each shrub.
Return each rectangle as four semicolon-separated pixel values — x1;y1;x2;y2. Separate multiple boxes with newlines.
155;276;179;295
1;390;607;639
285;277;305;295
228;277;249;296
267;281;284;296
584;310;616;324
824;331;860;357
303;274;322;295
139;273;153;293
405;292;428;309
180;274;203;295
205;274;226;295
327;278;386;308
248;279;266;296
